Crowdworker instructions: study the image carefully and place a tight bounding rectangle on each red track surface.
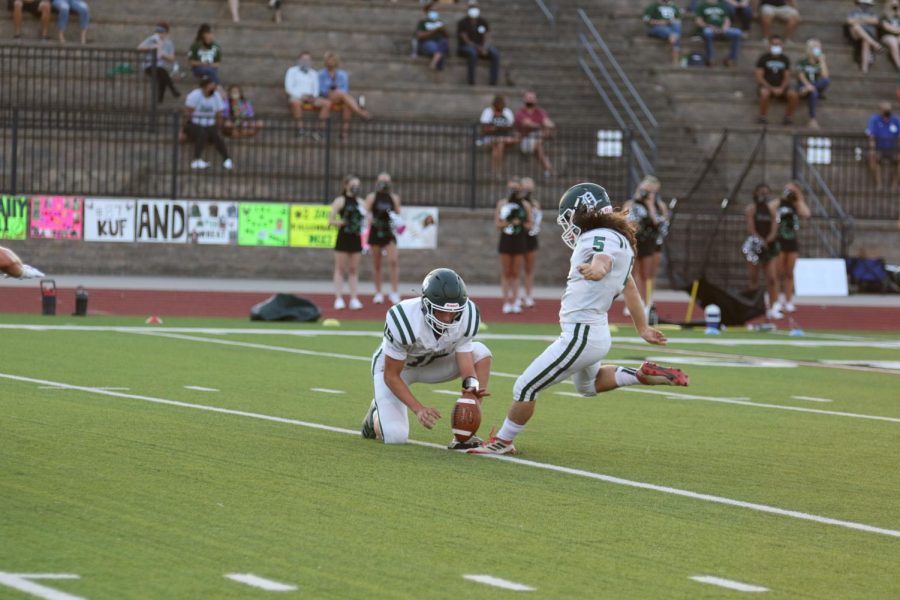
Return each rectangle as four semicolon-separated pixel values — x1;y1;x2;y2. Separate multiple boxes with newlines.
1;286;898;331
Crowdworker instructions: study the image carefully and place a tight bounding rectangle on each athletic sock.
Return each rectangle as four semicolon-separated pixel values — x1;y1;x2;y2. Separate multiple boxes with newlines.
614;366;640;387
496;418;525;443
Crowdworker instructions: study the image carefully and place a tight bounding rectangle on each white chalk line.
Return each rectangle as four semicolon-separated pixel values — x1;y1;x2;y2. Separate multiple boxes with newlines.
621;388;900;424
553;391;585;398
2;371;899;540
691;575;769;593
225;573;297;592
122;331;900;425
310;388;345;395
0;572;84;600
792;396;833;403
463;574;536;592
434;389;463;396
38;386;130;391
184;386;219;392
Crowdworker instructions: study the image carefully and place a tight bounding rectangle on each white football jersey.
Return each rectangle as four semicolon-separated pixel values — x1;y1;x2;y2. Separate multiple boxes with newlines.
379;297;480;368
559;227;635;326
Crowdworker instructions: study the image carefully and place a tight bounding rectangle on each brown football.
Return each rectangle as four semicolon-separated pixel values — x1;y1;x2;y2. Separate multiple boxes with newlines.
451;394;481;443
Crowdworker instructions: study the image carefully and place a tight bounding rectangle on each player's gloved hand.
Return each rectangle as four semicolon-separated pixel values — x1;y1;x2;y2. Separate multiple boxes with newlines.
639;326;668;346
414;405;442;429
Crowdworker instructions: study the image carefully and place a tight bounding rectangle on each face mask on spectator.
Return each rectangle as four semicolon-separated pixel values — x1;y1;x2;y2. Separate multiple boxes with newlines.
754;191;769;203
770;45;783;55
468;7;480;18
427;11;439;21
230;90;240;100
525;101;536;108
376;180;391;192
884;110;893;118
349;185;360;196
811;47;822;57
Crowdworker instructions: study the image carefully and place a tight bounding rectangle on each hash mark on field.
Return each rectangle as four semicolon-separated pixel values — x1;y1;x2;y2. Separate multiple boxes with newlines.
184;386;219;392
463;574;535;592
0;572;84;600
691;575;769;593
311;388;345;394
225;573;297;592
554;391;584;398
792;395;833;403
6;371;900;540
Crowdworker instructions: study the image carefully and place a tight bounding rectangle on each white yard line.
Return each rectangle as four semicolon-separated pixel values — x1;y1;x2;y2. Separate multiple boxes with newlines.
2;371;899;540
621;388;900;424
553;391;585;398
463;574;536;592
184;386;219;392
792;396;833;403
310;388;345;395
224;573;297;592
38;386;130;391
434;390;463;396
0;573;84;600
690;575;769;593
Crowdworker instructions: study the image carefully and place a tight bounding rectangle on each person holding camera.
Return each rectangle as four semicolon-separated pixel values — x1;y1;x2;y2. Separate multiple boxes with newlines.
365;172;402;306
495;177;532;314
773;182;810;314
624;175;669;309
743;183;782;319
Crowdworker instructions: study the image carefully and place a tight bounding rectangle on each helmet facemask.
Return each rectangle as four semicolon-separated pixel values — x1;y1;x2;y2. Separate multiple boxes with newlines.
557;207;580;250
422;297;466;335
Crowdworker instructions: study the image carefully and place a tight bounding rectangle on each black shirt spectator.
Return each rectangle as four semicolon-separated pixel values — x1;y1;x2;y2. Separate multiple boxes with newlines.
757;50;790;87
456;3;500;86
755;36;798;124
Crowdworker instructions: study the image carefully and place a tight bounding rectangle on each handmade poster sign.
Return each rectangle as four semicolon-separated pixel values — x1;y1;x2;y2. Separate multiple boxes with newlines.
83;198;137;243
187;201;239;245
238;203;289;247
29;196;84;240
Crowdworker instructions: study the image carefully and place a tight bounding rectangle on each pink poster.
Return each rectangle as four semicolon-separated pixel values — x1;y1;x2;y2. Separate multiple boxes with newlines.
29;195;84;240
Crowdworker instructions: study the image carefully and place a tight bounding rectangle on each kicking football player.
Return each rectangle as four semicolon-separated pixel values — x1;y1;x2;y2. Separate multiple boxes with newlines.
469;182;689;456
0;245;44;279
362;268;491;446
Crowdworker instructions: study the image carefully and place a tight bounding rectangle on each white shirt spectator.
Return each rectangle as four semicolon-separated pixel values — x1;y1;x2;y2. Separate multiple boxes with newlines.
185;88;225;126
285;65;319;99
479;106;514;127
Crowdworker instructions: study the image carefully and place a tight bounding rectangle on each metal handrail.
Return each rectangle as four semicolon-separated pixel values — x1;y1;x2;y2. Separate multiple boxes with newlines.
577;9;658;129
792;145;854;257
532;0;558;29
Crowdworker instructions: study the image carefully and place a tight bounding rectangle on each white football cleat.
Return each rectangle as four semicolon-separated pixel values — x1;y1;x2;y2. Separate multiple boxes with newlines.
334;297;346;310
372;293;384;305
636;362;690;386
466;436;518;455
19;264;45;279
388;292;401;304
349;297;363;310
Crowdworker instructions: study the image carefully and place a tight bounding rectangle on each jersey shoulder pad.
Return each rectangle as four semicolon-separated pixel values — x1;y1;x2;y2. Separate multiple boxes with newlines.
384;300;419;346
460;300;481;338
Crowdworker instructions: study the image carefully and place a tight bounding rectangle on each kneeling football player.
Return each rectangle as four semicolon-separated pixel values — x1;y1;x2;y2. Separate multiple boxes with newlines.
362;268;490;446
0;245;44;279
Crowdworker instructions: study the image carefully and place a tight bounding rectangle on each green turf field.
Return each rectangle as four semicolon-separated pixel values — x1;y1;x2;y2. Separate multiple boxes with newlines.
1;315;899;598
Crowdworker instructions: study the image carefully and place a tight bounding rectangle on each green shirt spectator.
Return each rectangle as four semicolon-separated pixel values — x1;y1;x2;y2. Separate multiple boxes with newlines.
696;1;729;28
189;23;222;83
644;1;682;23
644;1;683;65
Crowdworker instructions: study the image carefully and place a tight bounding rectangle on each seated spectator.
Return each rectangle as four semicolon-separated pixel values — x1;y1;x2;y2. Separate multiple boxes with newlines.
183;76;233;171
223;85;263;138
189;23;222;83
268;0;283;24
228;0;239;23
480;95;517;174
318;51;371;140
865;101;900;190
759;0;800;43
415;3;450;73
457;1;500;86
879;0;900;70
8;0;50;40
52;0;89;44
755;35;798;125
846;0;882;74
514;91;556;177
695;0;742;67
725;0;752;33
285;51;330;138
137;22;181;103
643;0;683;66
795;39;830;129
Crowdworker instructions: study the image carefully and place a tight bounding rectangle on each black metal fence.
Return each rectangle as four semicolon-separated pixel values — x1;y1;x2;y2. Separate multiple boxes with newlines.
0;44;158;115
0;108;633;208
793;134;899;220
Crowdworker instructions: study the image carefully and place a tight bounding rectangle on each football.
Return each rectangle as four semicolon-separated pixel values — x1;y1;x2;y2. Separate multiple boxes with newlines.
451;393;481;443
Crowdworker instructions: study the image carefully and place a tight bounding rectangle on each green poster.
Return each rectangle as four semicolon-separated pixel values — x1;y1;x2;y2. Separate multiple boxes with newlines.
0;195;29;240
237;203;289;247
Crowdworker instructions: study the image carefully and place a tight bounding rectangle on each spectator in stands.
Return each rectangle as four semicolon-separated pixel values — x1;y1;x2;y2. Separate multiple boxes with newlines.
8;0;51;40
495;177;532;314
755;35;798;125
758;0;800;43
695;0;742;67
285;51;330;138
364;173;402;306
190;23;222;83
796;39;830;129
52;0;89;44
319;51;371;140
480;94;517;174
183;76;233;171
416;3;450;73
223;85;263;138
773;182;810;315
520;177;540;309
457;1;500;86
879;0;900;70
228;0;239;23
138;22;181;103
329;174;366;311
643;0;683;66
744;183;782;319
866;101;900;190
725;0;753;33
514;91;556;177
846;0;882;74
269;0;283;24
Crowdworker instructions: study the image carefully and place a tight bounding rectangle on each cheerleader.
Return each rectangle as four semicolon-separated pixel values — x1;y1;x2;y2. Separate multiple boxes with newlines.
329;174;366;310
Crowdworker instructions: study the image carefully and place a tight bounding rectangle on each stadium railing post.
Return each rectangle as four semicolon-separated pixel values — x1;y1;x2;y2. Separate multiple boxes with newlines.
10;109;18;195
169;111;180;200
323;118;333;203
469;122;478;209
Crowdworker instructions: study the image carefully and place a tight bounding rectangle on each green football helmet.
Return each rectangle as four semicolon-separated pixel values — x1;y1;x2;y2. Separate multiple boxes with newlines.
421;268;468;334
557;182;613;249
